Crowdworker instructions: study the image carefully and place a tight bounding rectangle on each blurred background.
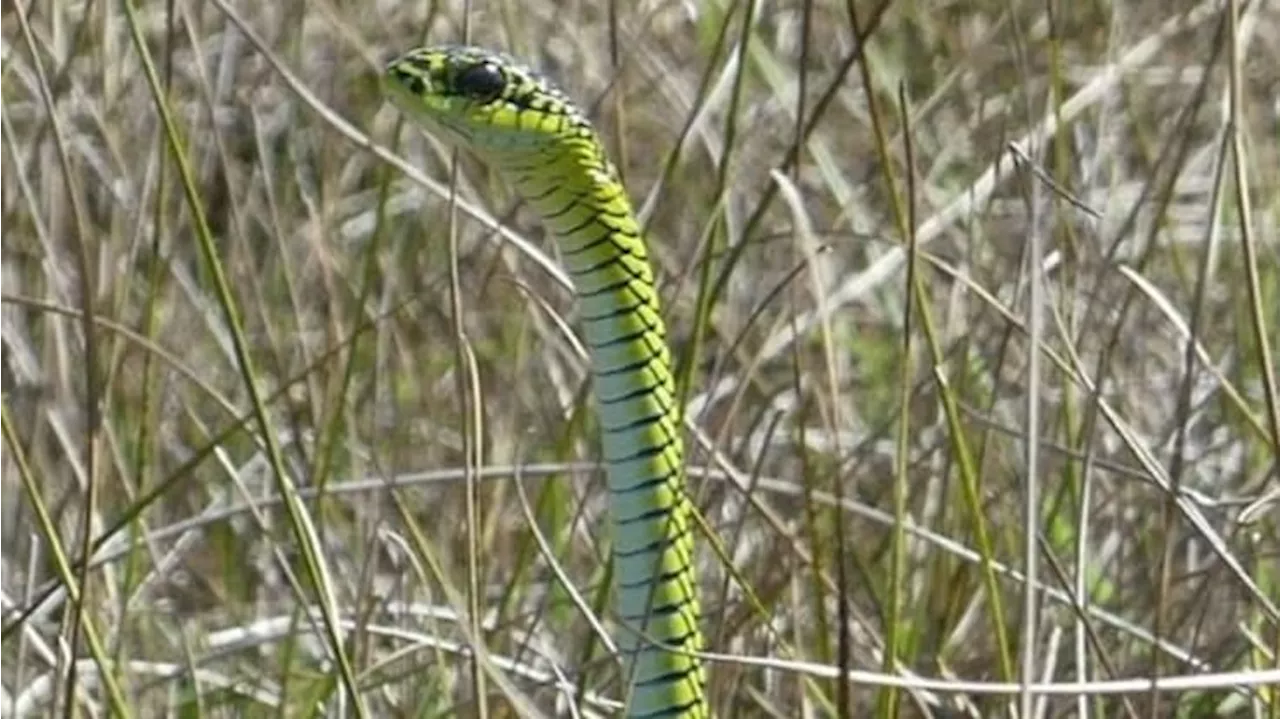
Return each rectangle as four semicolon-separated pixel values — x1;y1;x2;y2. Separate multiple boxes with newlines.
3;0;1277;716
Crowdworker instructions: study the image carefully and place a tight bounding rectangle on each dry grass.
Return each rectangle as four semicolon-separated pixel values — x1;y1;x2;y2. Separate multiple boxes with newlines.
3;0;1278;716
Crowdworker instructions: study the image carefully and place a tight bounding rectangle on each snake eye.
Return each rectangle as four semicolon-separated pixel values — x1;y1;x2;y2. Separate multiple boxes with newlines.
454;63;506;103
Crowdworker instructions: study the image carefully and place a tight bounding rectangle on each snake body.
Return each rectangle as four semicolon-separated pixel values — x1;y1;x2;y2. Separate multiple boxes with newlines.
383;45;708;718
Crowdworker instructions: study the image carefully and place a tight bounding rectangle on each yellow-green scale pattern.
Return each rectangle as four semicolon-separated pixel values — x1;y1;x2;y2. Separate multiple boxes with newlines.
382;46;708;718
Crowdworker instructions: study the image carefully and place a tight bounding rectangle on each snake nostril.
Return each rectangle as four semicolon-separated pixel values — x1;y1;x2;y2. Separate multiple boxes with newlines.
389;66;427;96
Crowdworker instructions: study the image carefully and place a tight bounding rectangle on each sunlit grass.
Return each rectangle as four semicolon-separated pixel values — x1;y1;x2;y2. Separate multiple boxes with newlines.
3;0;1277;717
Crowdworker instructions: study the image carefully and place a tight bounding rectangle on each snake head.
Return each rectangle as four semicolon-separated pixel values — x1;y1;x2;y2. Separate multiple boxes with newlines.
383;45;595;156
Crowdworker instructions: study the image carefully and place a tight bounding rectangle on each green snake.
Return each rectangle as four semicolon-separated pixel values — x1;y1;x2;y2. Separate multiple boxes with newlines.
382;45;709;718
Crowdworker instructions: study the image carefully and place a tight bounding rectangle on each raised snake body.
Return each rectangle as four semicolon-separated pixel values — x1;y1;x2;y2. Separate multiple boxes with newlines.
383;45;709;718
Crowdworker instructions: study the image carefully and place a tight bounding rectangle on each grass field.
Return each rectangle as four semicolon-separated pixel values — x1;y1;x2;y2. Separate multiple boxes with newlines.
3;0;1278;716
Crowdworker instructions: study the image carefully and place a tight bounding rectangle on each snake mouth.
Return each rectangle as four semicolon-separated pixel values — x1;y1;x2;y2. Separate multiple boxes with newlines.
382;84;474;144
409;112;476;146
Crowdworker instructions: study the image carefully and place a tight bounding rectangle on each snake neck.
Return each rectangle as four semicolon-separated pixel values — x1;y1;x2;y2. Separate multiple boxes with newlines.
496;148;710;717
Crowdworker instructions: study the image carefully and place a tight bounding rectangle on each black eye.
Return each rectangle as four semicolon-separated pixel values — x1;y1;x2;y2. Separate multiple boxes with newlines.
454;63;505;103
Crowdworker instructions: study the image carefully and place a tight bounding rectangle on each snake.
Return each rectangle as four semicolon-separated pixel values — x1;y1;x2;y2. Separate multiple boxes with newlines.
382;45;710;718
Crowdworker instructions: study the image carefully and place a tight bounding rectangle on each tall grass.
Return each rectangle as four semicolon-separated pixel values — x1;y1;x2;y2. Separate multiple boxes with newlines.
3;0;1277;716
